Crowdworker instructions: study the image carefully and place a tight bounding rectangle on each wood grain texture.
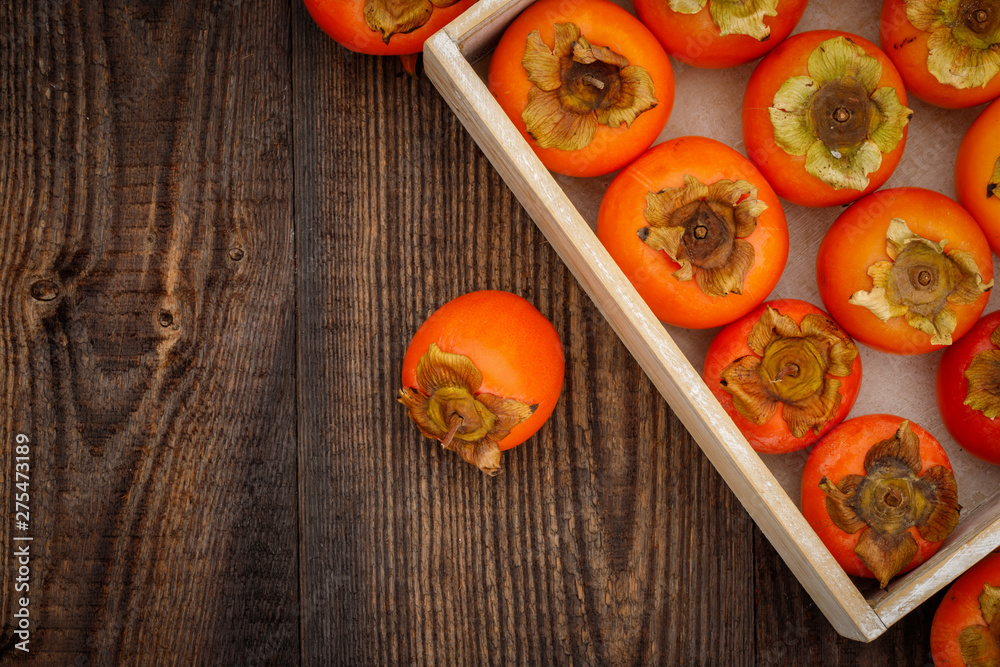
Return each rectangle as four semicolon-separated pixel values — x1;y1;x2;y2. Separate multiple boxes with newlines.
1;0;298;663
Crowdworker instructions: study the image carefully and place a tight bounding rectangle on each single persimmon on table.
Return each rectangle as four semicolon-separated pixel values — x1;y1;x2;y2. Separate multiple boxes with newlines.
398;291;564;475
487;0;674;177
701;298;862;454
742;30;911;207
801;415;960;588
817;187;994;356
597;136;788;329
633;0;809;69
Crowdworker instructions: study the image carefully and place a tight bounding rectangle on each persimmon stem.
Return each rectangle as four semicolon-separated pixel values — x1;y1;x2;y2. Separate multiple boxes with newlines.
439;414;464;448
582;75;605;90
771;363;800;382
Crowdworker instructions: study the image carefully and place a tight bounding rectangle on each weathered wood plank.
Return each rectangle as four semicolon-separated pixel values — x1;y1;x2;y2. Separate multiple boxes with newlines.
0;0;298;662
753;532;941;665
293;7;757;663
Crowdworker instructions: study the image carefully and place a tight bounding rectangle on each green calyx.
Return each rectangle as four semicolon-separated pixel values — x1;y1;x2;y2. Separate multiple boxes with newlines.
668;0;780;40
768;36;912;191
906;0;1000;89
849;218;993;346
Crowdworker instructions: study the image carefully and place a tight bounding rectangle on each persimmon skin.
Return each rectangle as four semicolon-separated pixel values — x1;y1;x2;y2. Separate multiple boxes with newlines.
936;310;1000;466
401;291;565;451
880;0;1000;109
633;0;809;69
816;187;993;356
931;551;1000;666
597;136;789;329
801;414;953;580
742;30;909;207
302;0;476;56
956;98;1000;254
702;298;862;454
487;0;674;177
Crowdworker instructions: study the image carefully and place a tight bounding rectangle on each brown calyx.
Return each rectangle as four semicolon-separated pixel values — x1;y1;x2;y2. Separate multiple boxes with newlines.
718;308;859;438
961;0;1000;34
364;0;435;44
671;200;736;271
810;82;873;151
398;343;536;476
559;60;623;114
520;24;657;152
819;421;960;588
964;324;1000;417
425;386;496;444
891;243;955;310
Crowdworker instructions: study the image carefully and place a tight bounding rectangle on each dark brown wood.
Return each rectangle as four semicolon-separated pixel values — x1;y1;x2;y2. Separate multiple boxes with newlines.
1;0;298;663
0;0;949;664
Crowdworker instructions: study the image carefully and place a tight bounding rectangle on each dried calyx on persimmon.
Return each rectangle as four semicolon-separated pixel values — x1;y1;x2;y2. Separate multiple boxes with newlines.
958;581;1000;664
719;306;858;437
398;343;536;475
906;0;1000;89
850;218;993;345
819;420;960;588
520;22;657;151
769;36;912;190
638;176;765;297
668;0;780;40
364;0;461;44
964;323;1000;417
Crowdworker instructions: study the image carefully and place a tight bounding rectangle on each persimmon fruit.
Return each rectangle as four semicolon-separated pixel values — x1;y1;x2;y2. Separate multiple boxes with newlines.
487;0;674;177
801;414;959;587
597;136;788;329
399;291;564;475
702;298;862;454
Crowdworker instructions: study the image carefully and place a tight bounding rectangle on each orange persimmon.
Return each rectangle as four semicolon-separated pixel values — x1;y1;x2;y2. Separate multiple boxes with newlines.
399;291;564;475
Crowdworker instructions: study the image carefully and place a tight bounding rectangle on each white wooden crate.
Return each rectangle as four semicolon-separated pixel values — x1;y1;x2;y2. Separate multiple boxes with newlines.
424;0;1000;641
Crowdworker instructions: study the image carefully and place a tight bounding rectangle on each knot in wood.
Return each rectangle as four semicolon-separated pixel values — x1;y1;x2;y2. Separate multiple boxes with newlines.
229;247;245;262
158;311;174;328
30;280;59;302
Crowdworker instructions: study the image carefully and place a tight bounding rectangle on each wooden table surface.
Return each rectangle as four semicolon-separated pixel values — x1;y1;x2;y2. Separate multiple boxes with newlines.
1;1;947;664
